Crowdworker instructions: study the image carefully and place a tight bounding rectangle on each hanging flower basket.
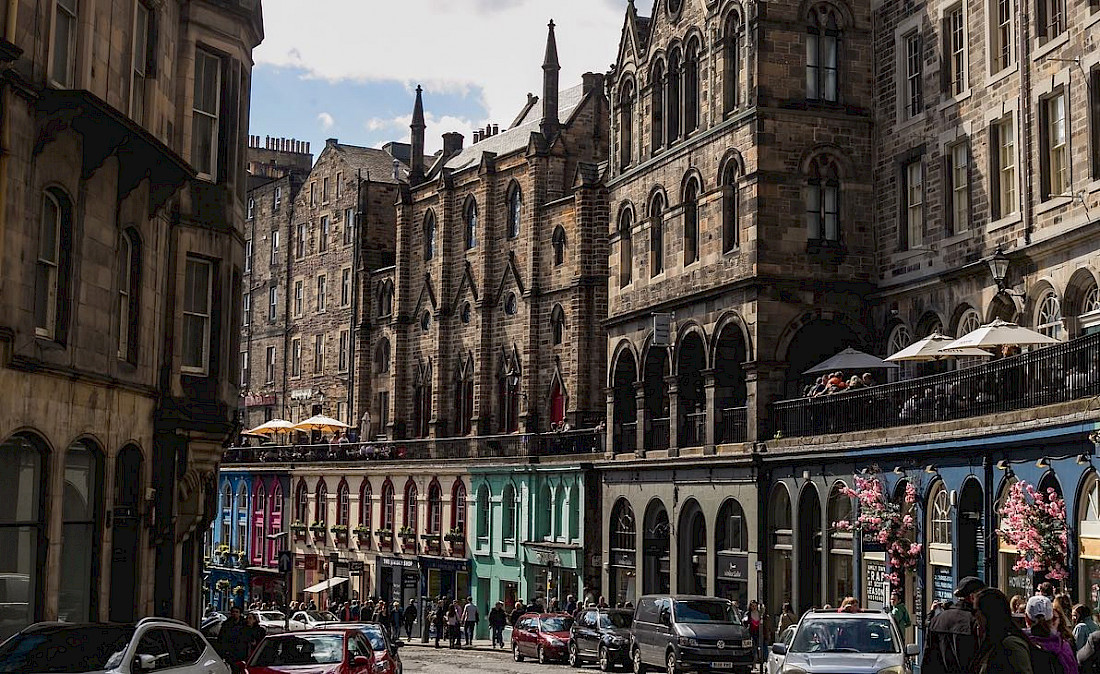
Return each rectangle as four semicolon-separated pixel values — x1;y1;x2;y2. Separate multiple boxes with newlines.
833;472;922;587
232;585;244;596
330;524;349;536
374;528;393;539
444;528;465;543
398;527;416;540
216;579;231;592
998;480;1068;581
310;522;328;535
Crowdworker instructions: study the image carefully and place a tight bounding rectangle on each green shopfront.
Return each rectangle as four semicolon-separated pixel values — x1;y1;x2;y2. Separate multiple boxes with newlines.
468;463;599;638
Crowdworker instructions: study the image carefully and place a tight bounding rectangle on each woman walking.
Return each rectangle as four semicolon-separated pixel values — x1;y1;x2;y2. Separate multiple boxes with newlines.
971;588;1033;674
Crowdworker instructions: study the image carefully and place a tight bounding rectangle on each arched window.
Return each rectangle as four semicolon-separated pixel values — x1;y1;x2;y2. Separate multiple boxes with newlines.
412;362;432;438
404;481;418;533
827;483;854;601
253;482;266;563
381;480;395;530
313;481;327;525
618;207;633;288
650;192;665;276
118;229;142;362
35;188;74;340
378;281;393;317
651;61;666;151
722;162;740;253
360;481;372;529
455;356;474;436
930;484;952;546
550;305;566;346
667;48;682;142
806;4;841;102
1036;291;1064;340
476;485;490;540
498;355;521;433
609;499;636;603
236;484;248;551
0;434;47;633
552;226;566;267
683;178;700;265
423;211;436;261
60;441;103;622
375;339;391;374
268;483;282;564
337;481;350;526
452;481;467;533
428;482;442;535
724;13;743;113
684;38;700;134
292;481;307;525
507;185;522;239
619;80;635;169
464;198;478;249
502;484;517;541
222;484;233;543
805;154;841;244
888;324;913;356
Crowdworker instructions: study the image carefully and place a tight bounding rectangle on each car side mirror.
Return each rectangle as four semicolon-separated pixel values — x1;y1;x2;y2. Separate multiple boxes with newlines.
234;660;248;673
352;655;371;667
134;654;158;671
392;641;402;649
771;643;788;656
905;643;920;657
659;609;671;626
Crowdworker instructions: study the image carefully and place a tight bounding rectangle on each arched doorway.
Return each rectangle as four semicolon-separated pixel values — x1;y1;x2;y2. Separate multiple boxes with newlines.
926;481;954;605
1079;473;1100;605
612;349;638;453
783;319;860;399
110;445;143;622
0;433;48;639
957;479;984;581
609;499;637;603
678;499;707;594
827;483;854;603
715;498;748;605
677;332;707;448
549;379;566;427
643;347;670;451
642;499;671;594
768;485;793;612
797;484;823;611
996;476;1029;603
713;323;748;443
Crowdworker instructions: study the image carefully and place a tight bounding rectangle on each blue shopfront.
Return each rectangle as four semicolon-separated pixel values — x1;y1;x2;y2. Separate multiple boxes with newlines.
206;566;249;611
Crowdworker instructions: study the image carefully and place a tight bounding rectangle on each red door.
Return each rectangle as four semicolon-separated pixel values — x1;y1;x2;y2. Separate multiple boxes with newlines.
550;382;565;426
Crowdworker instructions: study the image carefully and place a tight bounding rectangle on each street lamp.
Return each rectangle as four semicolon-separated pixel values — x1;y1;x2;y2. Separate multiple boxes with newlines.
988;246;1010;290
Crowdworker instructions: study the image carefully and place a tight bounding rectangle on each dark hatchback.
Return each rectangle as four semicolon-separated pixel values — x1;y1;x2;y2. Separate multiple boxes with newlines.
569;607;633;671
631;596;754;673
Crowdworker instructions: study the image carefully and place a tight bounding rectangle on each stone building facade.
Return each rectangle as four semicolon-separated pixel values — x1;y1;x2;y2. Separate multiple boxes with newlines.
0;0;261;632
365;22;610;441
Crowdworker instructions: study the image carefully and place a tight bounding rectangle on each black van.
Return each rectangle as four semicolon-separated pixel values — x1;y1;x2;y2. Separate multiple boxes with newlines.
631;595;754;673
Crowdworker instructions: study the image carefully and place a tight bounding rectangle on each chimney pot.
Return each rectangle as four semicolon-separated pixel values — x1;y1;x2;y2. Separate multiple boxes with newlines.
442;132;464;157
492;124;499;135
326;138;339;147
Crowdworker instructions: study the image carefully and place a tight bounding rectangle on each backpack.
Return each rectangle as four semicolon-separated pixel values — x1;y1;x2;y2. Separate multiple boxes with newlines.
1028;641;1066;674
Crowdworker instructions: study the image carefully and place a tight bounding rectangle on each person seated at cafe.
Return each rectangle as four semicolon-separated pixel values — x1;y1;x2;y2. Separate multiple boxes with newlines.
807;375;829;397
825;372;848;395
899;392;922;421
861;372;876;387
846;375;865;391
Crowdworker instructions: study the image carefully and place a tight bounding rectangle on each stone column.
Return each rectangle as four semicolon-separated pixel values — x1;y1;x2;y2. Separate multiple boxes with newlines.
604;388;616;456
702;369;718;455
665;376;679;457
634;382;646;456
742;360;784;443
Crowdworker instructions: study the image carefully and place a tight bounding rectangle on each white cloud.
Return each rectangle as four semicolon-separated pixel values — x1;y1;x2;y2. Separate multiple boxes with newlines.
255;0;627;134
317;112;335;130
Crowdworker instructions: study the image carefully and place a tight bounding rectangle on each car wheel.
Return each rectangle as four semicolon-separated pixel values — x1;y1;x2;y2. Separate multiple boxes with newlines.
538;644;547;664
514;642;525;662
569;642;581;668
633;648;648;673
599;645;612;672
665;651;678;674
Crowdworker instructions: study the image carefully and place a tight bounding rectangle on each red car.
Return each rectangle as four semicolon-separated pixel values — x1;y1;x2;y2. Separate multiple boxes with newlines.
320;622;403;674
512;612;575;664
242;629;375;674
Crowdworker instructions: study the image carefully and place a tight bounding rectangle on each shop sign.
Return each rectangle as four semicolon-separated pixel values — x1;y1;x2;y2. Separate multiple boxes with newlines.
864;561;888;609
378;556;417;569
1006;567;1033;596
913;583;924;626
295;557;305;570
350;561;365;575
610;551;635;568
716;553;748;581
932;566;954;604
419;556;467;572
305;555;318;571
291;389;313;401
402;574;419;590
244;395;276;408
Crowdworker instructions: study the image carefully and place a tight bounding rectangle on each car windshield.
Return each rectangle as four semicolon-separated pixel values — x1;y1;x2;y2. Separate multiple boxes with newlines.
358;625;387;651
0;626;136;673
541;617;574;633
251;634;345;666
601;612;633;629
674;600;739;623
259;612;286;622
789;617;899;654
304;611;337;622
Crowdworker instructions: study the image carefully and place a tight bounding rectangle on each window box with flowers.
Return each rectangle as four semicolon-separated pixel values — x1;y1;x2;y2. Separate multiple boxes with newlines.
374;528;393;541
290;522;308;538
444;528;465;543
330;524;349;546
353;525;371;540
216;579;231;593
422;533;442;553
309;521;327;534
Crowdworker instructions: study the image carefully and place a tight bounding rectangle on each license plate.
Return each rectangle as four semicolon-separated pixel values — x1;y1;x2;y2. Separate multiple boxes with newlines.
711;663;733;669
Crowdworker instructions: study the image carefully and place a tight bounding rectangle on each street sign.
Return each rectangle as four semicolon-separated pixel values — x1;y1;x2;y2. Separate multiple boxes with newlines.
652;313;673;347
278;551;294;574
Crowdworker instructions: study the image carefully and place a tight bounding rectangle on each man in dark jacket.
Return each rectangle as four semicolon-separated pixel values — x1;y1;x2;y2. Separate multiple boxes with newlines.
1079;627;1100;673
403;599;418;639
920;576;984;674
217;606;252;666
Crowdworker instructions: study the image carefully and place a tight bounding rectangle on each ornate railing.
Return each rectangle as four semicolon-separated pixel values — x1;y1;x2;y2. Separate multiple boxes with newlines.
718;406;748;444
771;331;1100;438
615;422;638;454
682;412;707;447
647;417;671;452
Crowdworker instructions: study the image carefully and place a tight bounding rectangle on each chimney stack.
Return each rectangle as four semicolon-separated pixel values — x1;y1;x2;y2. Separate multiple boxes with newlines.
541;19;560;138
442;132;464;158
326;138;339;148
492;124;499;136
410;85;426;181
582;72;605;96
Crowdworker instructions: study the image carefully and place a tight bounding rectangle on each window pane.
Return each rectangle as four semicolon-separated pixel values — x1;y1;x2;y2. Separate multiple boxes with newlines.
191;114;215;176
51;10;74;87
39;197;59;262
181;315;207;369
184;260;210;315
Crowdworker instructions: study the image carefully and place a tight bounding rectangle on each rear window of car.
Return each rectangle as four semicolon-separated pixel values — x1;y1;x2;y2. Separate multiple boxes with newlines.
790;617;899;654
673;600;739;624
357;625;387;651
541;617;574;633
260;612;286;622
0;626;135;673
601;612;633;629
251;634;345;666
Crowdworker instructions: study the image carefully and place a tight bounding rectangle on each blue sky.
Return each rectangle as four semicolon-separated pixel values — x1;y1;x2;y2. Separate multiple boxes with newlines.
250;0;630;155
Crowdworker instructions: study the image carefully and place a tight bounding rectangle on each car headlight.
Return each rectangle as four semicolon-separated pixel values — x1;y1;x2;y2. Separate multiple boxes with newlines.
877;668;905;674
677;636;698;647
546;637;564;647
782;667;808;674
742;639;754;649
606;635;627;646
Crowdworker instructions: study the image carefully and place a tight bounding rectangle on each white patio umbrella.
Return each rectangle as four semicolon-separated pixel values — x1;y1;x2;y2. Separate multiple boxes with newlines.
243;419;295;436
292;415;350;432
884;332;995;362
939;319;1061;352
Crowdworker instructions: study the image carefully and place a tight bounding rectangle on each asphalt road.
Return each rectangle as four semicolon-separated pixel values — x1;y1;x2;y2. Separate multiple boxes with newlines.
400;642;586;673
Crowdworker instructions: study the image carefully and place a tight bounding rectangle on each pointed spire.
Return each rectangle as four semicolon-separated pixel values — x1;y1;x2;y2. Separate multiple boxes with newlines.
410;85;426;182
541;20;560;138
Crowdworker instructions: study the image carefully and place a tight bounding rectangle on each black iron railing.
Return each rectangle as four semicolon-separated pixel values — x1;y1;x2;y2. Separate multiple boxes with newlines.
223;428;604;464
718;406;748;444
647;417;671;452
615;422;638;454
771;331;1100;438
682;412;707;447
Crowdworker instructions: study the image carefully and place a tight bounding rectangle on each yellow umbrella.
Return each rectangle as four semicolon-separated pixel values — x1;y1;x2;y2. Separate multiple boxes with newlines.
243;419;295;436
292;415;350;433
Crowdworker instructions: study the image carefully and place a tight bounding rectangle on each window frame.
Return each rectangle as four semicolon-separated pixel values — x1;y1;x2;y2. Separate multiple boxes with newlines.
268;286;277;322
130;1;154;124
1040;90;1068;201
319;216;330;253
650;193;665;276
265;345;276;384
507;186;523;239
618;207;633;288
317;274;327;313
683;180;700;265
270;230;280;265
990;0;1015;74
181;257;214;375
990;116;1018;220
902;158;924;250
341;268;351;307
35;190;66;340
338;330;349;372
293;280;303;317
424;211;436;261
290;338;301;378
50;0;79;89
464;199;478;250
945;141;971;236
117;230;142;363
314;334;324;374
806;6;840;103
191;47;222;181
295;224;305;260
903;31;923;119
943;5;967;97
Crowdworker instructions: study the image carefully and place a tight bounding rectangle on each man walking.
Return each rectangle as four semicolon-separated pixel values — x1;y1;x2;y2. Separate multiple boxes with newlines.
216;606;251;666
403;599;418;640
488;601;508;649
920;576;984;674
462;596;479;647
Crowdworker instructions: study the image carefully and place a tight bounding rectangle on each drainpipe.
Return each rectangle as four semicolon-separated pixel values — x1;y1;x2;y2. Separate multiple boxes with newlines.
1019;0;1034;246
0;0;17;300
347;170;365;434
983;455;996;585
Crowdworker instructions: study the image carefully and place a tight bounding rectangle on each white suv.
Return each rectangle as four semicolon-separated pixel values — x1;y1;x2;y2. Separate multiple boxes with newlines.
0;617;231;674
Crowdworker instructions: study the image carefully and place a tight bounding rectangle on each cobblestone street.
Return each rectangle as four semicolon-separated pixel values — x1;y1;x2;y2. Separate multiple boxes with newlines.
400;642;577;674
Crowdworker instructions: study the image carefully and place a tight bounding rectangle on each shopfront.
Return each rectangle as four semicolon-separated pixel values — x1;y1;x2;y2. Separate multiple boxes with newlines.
248;569;287;606
208;566;249;610
377;556;420;607
715;552;749;606
420;556;469;602
525;544;581;606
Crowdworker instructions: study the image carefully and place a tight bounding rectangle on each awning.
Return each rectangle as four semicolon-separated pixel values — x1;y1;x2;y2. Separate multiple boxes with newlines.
301;577;349;594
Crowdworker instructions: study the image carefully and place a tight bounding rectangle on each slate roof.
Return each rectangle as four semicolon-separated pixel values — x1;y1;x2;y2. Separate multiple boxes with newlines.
443;83;588;172
332;143;411;184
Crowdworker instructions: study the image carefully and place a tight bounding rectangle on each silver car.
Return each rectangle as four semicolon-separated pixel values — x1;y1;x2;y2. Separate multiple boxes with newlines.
770;611;918;674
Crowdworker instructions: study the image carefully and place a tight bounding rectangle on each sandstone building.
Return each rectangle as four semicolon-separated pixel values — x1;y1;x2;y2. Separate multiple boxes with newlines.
0;0;261;632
